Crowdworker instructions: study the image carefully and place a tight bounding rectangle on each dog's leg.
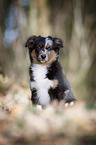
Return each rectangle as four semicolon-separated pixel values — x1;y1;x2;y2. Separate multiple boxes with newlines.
31;89;38;105
63;89;76;105
62;74;77;105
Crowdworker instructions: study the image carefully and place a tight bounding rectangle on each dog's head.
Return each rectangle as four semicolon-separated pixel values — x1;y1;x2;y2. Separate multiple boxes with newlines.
25;35;63;65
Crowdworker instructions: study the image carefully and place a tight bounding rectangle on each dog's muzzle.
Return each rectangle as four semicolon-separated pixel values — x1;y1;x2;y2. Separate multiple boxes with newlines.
38;51;48;63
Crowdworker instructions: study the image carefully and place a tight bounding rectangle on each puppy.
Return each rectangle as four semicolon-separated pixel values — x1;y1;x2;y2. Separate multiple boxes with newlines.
25;35;76;107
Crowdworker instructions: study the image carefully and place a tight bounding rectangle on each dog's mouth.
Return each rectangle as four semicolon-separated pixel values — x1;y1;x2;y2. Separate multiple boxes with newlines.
40;60;47;63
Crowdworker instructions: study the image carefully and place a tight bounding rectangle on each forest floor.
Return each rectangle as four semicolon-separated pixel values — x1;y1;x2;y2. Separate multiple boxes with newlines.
0;75;96;145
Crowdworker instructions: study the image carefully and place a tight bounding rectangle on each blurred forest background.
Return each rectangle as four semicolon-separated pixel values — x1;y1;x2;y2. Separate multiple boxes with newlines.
0;0;96;145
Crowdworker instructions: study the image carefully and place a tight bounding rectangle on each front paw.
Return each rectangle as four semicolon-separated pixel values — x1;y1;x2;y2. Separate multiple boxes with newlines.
64;90;77;103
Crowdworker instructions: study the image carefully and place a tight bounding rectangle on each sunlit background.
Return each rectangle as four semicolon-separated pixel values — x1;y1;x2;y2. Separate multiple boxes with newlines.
0;0;96;145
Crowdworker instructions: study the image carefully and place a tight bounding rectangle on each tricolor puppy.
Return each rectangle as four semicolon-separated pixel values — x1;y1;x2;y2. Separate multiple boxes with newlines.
25;35;76;107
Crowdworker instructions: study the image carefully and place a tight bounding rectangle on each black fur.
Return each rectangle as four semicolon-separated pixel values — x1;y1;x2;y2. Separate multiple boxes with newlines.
31;89;38;104
47;61;76;102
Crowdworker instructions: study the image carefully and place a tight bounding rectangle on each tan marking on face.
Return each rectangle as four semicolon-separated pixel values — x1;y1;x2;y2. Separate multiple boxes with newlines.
31;50;39;64
52;79;58;89
31;50;56;66
46;44;50;49
39;44;43;48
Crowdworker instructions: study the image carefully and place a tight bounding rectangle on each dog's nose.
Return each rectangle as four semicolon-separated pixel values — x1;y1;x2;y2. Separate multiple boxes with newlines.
41;54;46;59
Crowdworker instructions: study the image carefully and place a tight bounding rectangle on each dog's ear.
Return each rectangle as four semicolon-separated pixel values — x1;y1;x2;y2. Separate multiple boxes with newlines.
48;36;52;39
53;38;63;48
25;35;37;49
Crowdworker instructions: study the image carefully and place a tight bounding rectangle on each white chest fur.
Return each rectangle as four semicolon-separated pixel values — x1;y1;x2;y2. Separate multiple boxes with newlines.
30;64;53;106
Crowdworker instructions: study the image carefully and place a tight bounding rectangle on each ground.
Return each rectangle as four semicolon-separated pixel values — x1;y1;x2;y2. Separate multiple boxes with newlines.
0;75;96;145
